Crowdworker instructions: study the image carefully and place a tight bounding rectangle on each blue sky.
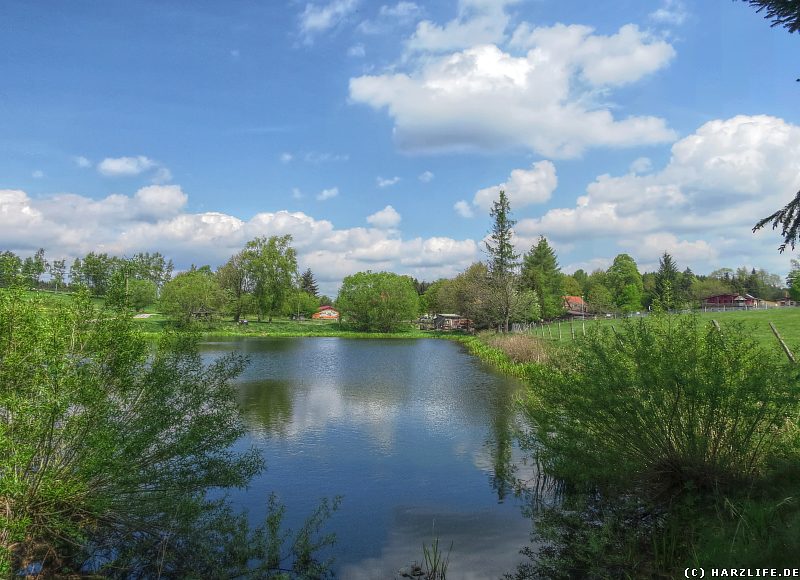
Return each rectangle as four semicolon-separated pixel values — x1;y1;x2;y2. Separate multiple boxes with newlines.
2;0;799;294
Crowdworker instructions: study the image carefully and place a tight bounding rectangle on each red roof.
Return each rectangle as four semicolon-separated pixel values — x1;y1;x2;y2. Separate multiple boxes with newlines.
317;305;338;311
563;295;585;306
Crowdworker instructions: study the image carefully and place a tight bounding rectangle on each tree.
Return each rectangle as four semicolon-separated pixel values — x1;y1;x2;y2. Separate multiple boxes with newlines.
299;268;319;297
160;269;225;322
521;236;564;320
561;275;583;297
243;235;298;323
485;190;519;279
0;288;262;574
48;259;66;292
128;278;158;311
485;190;521;332
742;0;800;249
81;252;119;295
587;283;614;313
20;248;47;289
653;252;680;310
606;254;643;313
0;252;22;287
216;252;252;322
738;0;800;33
336;271;419;332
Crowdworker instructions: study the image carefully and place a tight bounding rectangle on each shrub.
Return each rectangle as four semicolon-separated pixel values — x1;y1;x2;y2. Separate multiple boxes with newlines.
520;315;800;491
0;288;261;574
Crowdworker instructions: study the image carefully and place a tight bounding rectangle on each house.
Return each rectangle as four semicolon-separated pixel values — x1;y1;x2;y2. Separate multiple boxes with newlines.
189;306;215;321
702;293;758;308
312;305;340;320
562;295;588;317
433;313;472;331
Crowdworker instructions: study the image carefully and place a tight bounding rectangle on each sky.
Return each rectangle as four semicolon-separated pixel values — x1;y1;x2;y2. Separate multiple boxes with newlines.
2;0;799;295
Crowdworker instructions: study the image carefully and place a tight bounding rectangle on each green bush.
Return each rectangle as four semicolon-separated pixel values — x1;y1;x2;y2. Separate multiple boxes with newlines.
521;315;800;491
0;288;261;574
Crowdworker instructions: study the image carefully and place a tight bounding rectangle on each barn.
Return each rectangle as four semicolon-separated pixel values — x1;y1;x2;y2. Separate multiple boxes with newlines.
702;293;758;308
312;305;340;320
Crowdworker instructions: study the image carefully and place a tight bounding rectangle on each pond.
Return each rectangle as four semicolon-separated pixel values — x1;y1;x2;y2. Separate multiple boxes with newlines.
201;337;533;578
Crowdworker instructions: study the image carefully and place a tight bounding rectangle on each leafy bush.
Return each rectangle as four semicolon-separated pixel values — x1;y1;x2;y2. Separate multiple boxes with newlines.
521;315;800;491
336;271;419;332
0;288;344;577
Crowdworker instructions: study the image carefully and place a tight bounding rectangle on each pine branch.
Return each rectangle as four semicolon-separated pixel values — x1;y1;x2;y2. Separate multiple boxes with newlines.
752;189;800;252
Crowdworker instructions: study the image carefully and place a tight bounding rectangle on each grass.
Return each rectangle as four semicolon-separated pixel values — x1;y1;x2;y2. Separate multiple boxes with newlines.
519;307;800;351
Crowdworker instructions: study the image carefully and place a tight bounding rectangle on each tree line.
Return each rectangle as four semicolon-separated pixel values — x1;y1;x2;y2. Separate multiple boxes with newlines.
1;197;793;332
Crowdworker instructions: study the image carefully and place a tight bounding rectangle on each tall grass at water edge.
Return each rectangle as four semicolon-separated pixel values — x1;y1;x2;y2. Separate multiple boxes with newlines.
507;314;800;576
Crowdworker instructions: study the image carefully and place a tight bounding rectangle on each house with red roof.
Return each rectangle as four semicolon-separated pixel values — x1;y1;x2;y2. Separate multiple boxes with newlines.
312;305;340;320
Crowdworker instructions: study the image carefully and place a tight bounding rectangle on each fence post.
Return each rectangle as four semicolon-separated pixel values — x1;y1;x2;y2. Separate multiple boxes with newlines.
570;319;575;340
770;322;796;364
547;324;553;340
582;320;586;336
558;322;562;341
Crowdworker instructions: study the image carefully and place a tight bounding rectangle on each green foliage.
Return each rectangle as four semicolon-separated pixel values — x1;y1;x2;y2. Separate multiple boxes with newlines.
653;252;680;310
520;315;800;491
243;235;298;323
738;0;800;33
299;268;319;297
422;536;452;580
336;271;419;332
521;236;564;320
788;265;800;301
216;251;253;322
0;288;263;574
160;268;225;322
485;189;519;278
607;254;643;313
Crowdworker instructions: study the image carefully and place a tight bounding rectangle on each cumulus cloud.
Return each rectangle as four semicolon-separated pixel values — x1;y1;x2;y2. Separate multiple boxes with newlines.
74;156;92;168
280;152;294;163
0;187;479;294
97;155;171;183
377;176;400;188
358;2;421;34
629;156;653;174
406;0;517;53
316;187;339;201
515;115;800;271
418;170;434;182
299;0;359;43
366;205;402;228
350;23;675;157
453;200;474;218
650;0;688;26
473;160;557;211
347;43;366;57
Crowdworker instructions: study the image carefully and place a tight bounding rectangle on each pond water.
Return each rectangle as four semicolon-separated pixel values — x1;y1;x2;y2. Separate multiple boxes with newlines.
201;337;532;579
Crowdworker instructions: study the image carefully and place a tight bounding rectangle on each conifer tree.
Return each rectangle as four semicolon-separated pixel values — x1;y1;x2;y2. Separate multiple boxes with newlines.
654;252;680;310
521;236;564;320
300;268;319;297
485;190;521;332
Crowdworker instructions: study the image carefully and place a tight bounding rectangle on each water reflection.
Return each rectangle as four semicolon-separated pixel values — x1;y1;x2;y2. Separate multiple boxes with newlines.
204;337;532;577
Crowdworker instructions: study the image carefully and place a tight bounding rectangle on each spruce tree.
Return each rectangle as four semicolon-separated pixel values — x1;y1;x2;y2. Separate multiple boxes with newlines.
485;190;521;332
654;252;680;310
300;268;319;297
485;190;519;277
521;236;564;320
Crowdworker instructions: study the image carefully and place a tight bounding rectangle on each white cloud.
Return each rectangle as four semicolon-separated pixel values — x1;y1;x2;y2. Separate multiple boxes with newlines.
97;156;157;177
280;152;294;163
454;200;474;218
629;156;653;174
650;0;688;26
418;170;434;182
366;205;402;228
74;156;91;168
317;187;339;201
304;151;349;163
292;187;304;199
350;24;675;158
348;43;366;57
0;187;480;294
515;115;800;272
377;176;400;188
97;155;172;183
473;160;557;211
299;0;359;43
357;1;421;34
406;0;517;53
